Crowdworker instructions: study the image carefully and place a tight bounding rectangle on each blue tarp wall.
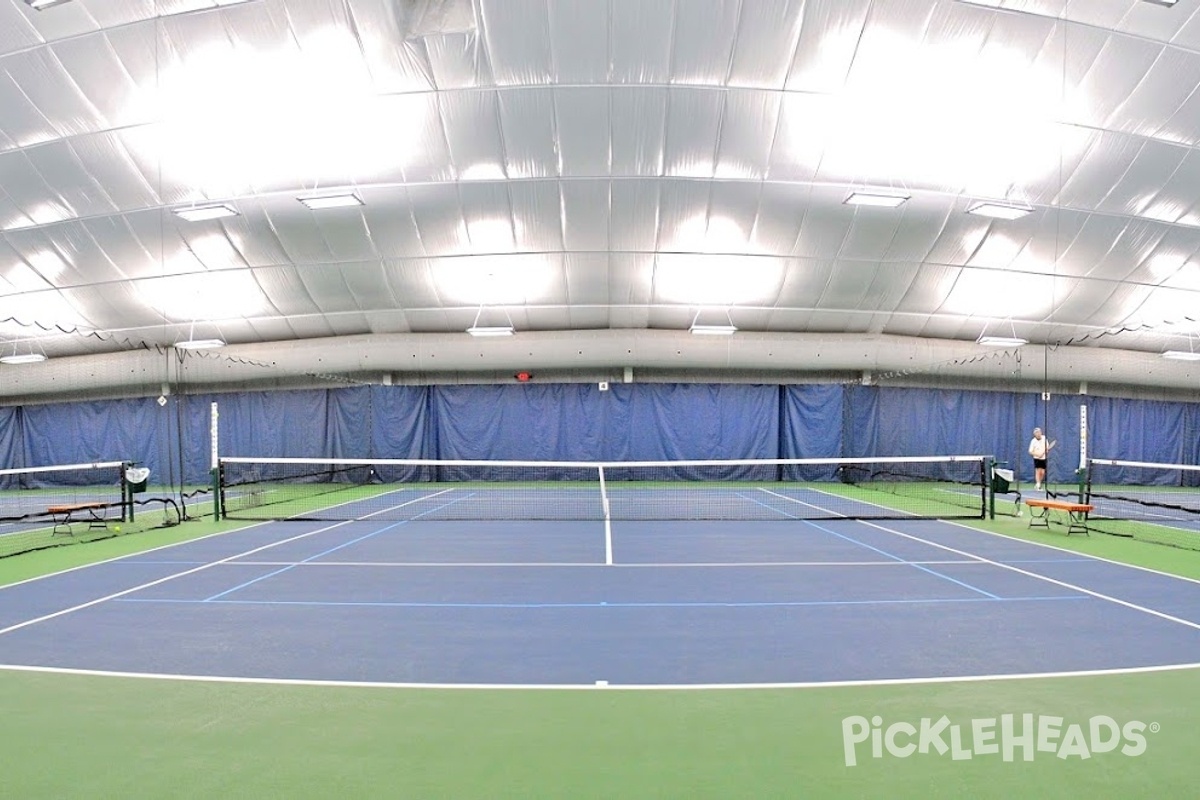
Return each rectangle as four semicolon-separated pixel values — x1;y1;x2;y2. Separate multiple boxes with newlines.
2;383;1198;488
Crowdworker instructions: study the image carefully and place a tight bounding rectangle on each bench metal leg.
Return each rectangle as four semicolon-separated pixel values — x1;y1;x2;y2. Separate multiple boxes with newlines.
1027;506;1050;529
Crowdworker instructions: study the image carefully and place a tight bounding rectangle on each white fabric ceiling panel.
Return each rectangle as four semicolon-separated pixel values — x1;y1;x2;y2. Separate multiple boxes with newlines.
608;0;672;85
656;180;714;252
1078;36;1164;131
308;209;382;264
0;69;57;149
610;88;667;176
345;0;435;93
358;189;426;259
784;0;871;94
360;309;411;334
705;181;765;250
838;209;908;265
0;3;40;57
547;0;608;84
405;183;470;256
773;257;833;308
50;32;151;134
80;216;161;280
561;253;609;304
714;90;779;181
481;0;553;86
439;90;506;179
259;204;337;264
1082;218;1165;282
509;180;565;253
1171;4;1200;51
792;205;855;260
457;179;513;235
337;259;399;311
1159;82;1200;150
669;0;740;86
553;87;609;176
1109;48;1200;141
880;202;951;263
1151;150;1200;225
727;0;805;89
69;131;161;215
293;264;359;314
894;263;958;314
559;180;610;253
765;93;826;183
750;184;807;257
498;88;558;179
22;140;115;222
0;151;66;227
607;181;659;253
1052;213;1131;279
662;88;724;179
423;33;492;90
608;253;651;307
1056;130;1145;212
818;260;888;310
1099;141;1189;219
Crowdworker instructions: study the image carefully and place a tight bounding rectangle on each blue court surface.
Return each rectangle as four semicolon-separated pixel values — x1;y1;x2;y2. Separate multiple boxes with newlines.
2;514;1199;686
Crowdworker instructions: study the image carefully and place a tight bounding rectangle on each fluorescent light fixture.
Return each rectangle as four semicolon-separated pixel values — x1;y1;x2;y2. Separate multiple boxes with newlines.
173;204;239;222
175;339;226;351
690;324;738;336
1142;0;1179;7
0;353;47;364
967;202;1034;220
25;0;74;10
299;193;364;210
844;191;910;208
977;336;1028;347
1162;350;1200;361
466;326;515;337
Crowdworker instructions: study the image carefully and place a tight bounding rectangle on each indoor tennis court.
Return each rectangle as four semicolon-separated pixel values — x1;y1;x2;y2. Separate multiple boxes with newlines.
4;0;1200;797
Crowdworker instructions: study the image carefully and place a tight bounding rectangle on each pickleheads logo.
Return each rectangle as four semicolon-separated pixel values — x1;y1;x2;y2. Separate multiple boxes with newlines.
841;714;1159;767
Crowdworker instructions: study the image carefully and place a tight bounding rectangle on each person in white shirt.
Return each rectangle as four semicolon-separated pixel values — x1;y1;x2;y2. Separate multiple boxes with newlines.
1028;427;1056;491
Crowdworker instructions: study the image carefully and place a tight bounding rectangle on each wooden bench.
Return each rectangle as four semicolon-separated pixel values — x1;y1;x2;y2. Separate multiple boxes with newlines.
47;501;109;536
1025;498;1093;536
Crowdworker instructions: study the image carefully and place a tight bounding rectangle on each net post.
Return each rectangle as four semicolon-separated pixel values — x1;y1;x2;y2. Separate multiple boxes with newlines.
988;457;995;520
122;461;134;523
211;402;221;519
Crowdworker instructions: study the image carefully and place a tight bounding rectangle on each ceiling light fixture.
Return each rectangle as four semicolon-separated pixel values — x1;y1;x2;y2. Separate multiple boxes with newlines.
24;0;74;10
173;203;239;222
0;352;47;365
844;191;910;208
967;202;1034;220
1142;0;1179;7
174;338;226;351
690;324;738;336
466;326;515;337
977;336;1028;347
299;193;364;210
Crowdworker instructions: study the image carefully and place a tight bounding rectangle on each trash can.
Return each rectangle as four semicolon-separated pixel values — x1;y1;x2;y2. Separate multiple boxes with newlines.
991;467;1014;495
125;466;150;494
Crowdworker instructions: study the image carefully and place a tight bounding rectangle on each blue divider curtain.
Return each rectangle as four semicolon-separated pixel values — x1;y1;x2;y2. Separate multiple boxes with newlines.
3;383;1199;489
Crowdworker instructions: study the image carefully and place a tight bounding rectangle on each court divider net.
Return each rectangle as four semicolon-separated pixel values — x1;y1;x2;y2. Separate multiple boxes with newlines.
0;461;131;559
217;455;991;523
1085;458;1200;550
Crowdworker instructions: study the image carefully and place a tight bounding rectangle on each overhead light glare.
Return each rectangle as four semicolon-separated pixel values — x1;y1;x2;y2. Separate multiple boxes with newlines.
0;353;47;364
967;202;1033;220
25;0;74;10
977;336;1028;347
1162;350;1200;361
466;326;515;337
173;204;239;222
1142;0;1179;7
175;339;226;351
844;191;910;208
690;324;738;336
299;193;364;210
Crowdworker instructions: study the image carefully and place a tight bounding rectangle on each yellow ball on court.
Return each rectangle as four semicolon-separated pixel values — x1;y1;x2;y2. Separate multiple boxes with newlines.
114;526;121;533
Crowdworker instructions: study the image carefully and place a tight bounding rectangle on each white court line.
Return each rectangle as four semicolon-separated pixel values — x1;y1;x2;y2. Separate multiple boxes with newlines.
216;559;989;568
0;490;455;638
855;518;1200;631
0;659;1197;691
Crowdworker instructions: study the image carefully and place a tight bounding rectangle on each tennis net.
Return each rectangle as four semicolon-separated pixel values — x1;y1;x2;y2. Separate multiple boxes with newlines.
0;461;131;559
218;455;990;522
1085;458;1200;550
